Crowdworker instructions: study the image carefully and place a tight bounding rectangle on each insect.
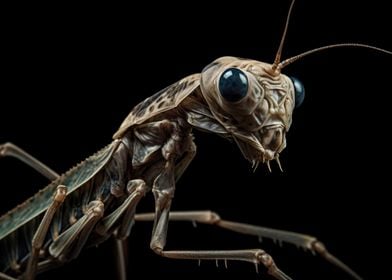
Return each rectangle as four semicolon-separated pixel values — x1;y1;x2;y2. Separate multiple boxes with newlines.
0;1;390;280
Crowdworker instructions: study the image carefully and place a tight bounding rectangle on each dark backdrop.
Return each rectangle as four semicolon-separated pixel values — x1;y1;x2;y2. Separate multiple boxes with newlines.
1;1;390;279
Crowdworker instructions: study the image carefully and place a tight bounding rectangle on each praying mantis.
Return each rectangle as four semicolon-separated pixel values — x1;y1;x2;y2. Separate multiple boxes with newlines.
1;1;390;279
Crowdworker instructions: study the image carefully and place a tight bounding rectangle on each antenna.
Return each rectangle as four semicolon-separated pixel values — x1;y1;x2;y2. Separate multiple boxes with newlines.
278;43;392;69
271;0;296;71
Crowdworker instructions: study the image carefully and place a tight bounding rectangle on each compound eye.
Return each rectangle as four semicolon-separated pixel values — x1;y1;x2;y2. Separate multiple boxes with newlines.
290;76;305;108
218;68;248;102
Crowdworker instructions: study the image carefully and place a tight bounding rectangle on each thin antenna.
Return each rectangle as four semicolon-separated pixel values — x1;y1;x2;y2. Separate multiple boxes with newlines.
271;0;296;71
278;43;392;69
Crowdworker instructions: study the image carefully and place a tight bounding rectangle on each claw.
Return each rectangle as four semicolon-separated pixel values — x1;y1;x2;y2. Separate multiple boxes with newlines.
253;161;259;172
275;157;283;172
266;161;272;172
312;241;363;280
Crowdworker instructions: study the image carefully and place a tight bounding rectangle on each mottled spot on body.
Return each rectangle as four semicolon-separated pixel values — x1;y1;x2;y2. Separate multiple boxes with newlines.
156;95;164;103
157;101;165;109
114;74;200;138
136;109;146;117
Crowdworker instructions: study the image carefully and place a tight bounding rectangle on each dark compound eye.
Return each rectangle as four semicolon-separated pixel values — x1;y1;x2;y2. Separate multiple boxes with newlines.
218;68;248;102
290;76;305;108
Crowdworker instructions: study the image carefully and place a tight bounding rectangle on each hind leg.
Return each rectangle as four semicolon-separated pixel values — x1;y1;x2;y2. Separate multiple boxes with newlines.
0;142;58;180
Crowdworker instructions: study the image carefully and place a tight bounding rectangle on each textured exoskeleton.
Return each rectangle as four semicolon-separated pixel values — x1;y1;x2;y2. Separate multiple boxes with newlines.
1;1;390;280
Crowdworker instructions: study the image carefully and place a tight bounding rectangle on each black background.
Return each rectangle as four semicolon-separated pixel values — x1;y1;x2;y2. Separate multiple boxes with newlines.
1;1;391;279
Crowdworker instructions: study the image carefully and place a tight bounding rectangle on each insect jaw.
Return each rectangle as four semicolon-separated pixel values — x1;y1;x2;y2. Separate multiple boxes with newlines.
259;124;286;156
235;123;286;173
249;123;287;172
250;150;283;173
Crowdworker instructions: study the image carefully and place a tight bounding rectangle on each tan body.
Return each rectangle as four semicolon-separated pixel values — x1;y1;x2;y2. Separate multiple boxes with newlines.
0;56;356;280
1;0;390;279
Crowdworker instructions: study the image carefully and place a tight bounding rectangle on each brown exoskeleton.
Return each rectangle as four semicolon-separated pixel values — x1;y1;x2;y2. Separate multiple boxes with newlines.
0;1;390;280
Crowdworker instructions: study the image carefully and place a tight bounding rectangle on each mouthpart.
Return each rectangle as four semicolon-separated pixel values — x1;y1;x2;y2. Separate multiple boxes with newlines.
250;124;287;172
258;124;286;160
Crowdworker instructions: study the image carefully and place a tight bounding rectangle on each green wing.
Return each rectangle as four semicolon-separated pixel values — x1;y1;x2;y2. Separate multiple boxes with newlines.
0;140;120;240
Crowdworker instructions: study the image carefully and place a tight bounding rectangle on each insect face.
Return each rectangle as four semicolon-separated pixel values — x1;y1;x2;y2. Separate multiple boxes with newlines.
200;56;303;166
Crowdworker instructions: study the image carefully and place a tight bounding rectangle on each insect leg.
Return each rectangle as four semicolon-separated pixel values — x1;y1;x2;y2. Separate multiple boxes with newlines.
94;179;147;280
23;185;67;280
48;200;104;262
35;259;62;276
114;239;127;280
96;180;147;237
149;160;291;280
0;142;59;180
136;210;361;280
212;215;362;280
150;214;291;280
